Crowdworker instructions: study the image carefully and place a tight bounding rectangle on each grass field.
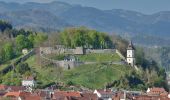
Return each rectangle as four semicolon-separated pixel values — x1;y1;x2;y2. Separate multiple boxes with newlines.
76;53;121;62
63;64;131;89
51;53;122;62
25;54;131;89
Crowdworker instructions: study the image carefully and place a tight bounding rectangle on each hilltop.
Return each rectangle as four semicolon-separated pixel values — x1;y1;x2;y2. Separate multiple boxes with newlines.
0;22;168;91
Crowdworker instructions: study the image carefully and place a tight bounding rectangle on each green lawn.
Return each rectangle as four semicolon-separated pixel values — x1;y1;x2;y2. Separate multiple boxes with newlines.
51;53;122;62
63;64;131;89
75;53;121;62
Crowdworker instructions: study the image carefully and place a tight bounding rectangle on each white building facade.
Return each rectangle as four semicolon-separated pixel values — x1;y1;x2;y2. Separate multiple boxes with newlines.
22;79;35;87
126;41;135;67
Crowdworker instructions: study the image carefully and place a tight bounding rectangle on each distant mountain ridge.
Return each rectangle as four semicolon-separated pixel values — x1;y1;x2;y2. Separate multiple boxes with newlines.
0;1;170;45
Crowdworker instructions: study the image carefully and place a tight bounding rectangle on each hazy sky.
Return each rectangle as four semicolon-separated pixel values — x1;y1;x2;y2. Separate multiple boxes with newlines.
0;0;170;14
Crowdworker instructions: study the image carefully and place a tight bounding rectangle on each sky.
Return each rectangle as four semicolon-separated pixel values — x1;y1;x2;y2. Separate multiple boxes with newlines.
0;0;170;14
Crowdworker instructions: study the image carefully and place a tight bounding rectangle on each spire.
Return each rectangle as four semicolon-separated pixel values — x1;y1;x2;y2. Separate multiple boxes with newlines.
127;40;135;50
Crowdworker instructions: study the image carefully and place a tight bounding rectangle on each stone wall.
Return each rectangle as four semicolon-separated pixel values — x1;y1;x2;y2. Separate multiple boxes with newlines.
40;46;115;55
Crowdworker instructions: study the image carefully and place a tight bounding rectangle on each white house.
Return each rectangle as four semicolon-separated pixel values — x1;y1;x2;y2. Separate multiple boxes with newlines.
94;89;114;100
22;77;35;88
126;41;135;67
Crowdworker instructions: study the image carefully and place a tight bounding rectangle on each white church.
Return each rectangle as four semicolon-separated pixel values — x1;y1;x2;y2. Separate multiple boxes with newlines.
126;41;135;67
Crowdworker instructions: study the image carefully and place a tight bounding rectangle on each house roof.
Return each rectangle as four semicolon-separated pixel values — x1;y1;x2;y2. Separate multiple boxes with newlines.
150;87;165;92
53;91;81;98
23;76;34;81
25;95;41;100
134;95;166;100
0;85;7;90
96;89;114;95
81;93;98;100
4;91;30;97
7;86;26;92
147;87;167;96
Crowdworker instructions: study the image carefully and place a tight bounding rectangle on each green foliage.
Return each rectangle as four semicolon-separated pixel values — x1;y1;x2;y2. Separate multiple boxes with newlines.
15;35;33;51
60;27;113;49
135;47;145;66
34;33;48;46
1;71;21;86
67;81;74;86
2;43;15;61
16;63;30;75
63;64;131;89
111;35;128;56
75;53;121;62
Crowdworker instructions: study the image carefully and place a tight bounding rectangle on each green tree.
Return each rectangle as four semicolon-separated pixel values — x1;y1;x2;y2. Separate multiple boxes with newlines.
15;35;32;51
16;63;30;75
3;43;14;61
34;33;48;46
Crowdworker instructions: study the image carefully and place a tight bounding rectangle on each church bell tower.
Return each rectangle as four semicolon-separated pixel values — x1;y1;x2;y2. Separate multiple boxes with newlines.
126;41;135;66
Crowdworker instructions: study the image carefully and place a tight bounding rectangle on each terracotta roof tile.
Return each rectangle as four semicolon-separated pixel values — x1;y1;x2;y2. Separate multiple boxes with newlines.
25;95;41;100
7;86;26;92
53;91;81;99
0;85;7;90
4;91;30;97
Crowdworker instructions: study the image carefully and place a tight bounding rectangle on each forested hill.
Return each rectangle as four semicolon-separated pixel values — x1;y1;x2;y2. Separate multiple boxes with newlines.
0;1;170;41
0;20;168;90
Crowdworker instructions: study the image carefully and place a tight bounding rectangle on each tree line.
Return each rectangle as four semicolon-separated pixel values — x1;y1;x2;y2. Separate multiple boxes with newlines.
59;27;113;49
0;20;47;64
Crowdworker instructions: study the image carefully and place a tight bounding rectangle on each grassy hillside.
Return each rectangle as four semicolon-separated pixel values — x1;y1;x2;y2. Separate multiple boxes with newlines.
25;55;130;89
63;64;131;89
76;53;121;62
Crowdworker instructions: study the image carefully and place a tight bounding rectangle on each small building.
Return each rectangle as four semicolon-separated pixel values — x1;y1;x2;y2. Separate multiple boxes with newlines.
126;41;135;67
94;89;114;100
22;77;35;88
146;87;168;96
22;49;28;55
64;55;76;62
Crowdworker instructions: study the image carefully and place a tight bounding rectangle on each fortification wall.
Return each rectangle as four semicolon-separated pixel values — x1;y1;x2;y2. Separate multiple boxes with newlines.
40;46;116;55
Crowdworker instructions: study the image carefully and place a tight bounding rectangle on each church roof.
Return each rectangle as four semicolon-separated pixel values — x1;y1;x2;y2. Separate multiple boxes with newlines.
127;41;135;50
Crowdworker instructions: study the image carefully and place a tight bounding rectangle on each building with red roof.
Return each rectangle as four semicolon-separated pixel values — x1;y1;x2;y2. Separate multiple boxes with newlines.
4;91;31;100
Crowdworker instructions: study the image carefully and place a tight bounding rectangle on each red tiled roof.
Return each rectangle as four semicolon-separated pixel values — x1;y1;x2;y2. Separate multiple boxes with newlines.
24;76;34;80
147;87;167;96
0;85;7;90
134;95;170;100
81;93;98;100
53;91;81;99
4;91;30;97
25;95;41;100
7;86;26;92
150;87;165;92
